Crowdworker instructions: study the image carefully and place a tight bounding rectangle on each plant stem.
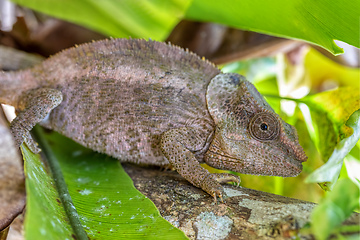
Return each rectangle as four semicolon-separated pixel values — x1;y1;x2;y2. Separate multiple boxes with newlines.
32;126;89;240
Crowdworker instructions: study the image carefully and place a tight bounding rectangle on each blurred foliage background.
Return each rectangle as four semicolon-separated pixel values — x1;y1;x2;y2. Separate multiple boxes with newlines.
0;0;359;239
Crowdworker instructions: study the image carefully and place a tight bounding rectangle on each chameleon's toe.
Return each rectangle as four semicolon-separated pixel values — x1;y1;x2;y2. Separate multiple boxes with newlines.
24;132;41;154
200;173;227;203
211;188;225;203
212;173;241;185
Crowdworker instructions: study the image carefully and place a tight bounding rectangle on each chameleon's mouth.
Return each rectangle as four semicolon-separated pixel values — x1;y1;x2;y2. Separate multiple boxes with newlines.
285;158;303;176
205;146;305;177
279;143;306;177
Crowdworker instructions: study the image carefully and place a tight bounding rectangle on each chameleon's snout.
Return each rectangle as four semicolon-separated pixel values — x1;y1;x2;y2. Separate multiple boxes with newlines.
283;136;308;164
296;148;308;163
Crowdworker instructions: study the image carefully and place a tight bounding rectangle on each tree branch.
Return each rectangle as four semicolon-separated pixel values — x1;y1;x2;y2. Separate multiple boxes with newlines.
124;164;360;240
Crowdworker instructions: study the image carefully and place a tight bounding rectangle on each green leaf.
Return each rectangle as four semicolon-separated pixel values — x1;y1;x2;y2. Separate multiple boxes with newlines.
304;87;360;161
23;143;75;239
24;127;188;239
11;0;191;40
305;108;360;190
186;0;360;55
310;178;360;240
12;0;360;55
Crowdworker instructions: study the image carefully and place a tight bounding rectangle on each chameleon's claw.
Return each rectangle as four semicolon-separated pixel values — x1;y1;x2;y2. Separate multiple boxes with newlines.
206;173;242;202
218;192;224;203
201;173;230;203
211;189;225;203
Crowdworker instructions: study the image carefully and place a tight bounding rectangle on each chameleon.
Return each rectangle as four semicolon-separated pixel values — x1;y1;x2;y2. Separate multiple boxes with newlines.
0;38;307;200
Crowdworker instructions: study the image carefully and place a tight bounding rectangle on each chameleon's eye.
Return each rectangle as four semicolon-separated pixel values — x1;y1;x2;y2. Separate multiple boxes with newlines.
249;112;280;141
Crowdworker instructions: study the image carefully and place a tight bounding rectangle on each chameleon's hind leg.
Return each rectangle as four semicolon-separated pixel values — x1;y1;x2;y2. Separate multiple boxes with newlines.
10;88;63;153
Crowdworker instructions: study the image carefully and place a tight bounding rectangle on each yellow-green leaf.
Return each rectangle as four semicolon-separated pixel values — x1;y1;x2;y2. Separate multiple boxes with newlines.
304;48;360;90
304;87;359;159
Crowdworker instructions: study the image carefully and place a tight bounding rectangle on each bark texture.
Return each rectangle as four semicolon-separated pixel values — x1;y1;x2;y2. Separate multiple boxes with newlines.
124;164;359;240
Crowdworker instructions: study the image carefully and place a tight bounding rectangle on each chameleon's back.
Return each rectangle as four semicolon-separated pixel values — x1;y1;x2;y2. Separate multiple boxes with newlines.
34;39;220;164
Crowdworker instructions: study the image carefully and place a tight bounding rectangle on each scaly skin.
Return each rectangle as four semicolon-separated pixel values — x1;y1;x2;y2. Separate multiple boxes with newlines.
0;39;307;200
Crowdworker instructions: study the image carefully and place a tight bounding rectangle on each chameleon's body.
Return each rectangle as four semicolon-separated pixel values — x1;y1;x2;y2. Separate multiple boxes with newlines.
0;39;307;199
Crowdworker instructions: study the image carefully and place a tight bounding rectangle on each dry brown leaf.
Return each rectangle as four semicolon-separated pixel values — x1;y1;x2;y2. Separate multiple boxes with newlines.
0;109;25;231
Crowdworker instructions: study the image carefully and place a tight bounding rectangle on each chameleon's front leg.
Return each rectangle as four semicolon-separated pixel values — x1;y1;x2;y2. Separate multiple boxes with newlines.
160;127;240;201
10;88;63;153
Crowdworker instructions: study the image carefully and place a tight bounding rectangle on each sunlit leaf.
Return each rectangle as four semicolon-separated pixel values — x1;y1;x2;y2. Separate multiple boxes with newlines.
304;87;360;158
305;109;360;190
24;128;188;239
310;178;360;240
11;0;191;40
345;154;360;185
186;0;359;55
276;48;310;99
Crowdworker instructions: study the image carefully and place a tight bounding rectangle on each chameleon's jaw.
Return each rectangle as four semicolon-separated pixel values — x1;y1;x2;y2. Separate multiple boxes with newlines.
283;156;304;177
204;136;306;177
286;150;307;177
264;140;306;177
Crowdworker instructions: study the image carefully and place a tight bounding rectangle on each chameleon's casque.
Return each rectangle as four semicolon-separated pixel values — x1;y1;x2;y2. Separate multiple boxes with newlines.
0;39;307;199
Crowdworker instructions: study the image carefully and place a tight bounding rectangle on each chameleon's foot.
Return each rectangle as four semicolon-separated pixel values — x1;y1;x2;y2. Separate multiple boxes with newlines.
201;173;241;203
24;132;41;154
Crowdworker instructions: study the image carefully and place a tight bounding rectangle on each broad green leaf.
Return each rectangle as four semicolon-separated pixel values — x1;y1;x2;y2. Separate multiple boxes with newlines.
305;109;360;190
186;0;360;55
23;144;75;239
310;178;360;240
12;0;360;55
11;0;191;40
24;127;188;239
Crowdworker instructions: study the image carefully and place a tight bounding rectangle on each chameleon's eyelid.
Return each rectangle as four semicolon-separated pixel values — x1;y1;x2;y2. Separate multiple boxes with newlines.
248;112;280;141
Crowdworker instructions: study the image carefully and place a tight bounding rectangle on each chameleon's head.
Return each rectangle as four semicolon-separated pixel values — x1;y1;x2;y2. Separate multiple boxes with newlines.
205;73;307;177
